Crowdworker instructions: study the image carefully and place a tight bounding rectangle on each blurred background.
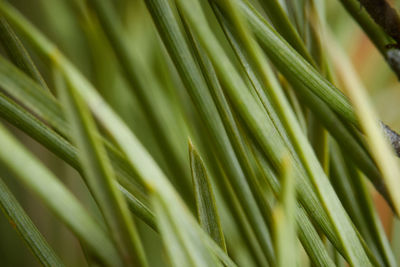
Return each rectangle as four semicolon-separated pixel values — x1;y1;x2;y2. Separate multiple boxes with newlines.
1;0;400;266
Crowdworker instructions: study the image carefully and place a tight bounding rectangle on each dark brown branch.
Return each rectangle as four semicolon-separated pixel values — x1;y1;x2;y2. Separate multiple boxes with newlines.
385;45;400;79
359;0;400;44
381;122;400;157
378;122;400;213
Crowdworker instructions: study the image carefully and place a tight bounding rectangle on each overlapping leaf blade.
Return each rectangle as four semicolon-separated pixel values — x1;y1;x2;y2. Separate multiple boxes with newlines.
0;123;122;267
57;69;148;267
189;142;227;251
0;177;64;267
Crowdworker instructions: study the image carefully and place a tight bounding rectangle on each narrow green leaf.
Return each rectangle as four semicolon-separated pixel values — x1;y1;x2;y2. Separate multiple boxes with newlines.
0;49;152;219
0;2;392;267
182;18;276;261
282;0;307;37
143;0;275;262
346;0;400;45
0;54;65;132
252;145;335;267
0;54;157;204
117;184;156;231
350;166;397;267
216;170;270;266
0;76;155;234
337;0;400;78
0;123;122;267
177;0;370;264
189;141;227;252
0;177;64;267
229;0;358;125
0;92;76;168
57;68;148;267
273;157;297;267
330;144;382;263
57;44;236;267
152;194;223;267
0;17;50;92
0;80;153;230
65;43;238;267
328;35;400;217
257;0;314;64
87;0;190;195
330;142;396;267
216;0;386;202
152;194;193;266
0;6;237;263
0;5;281;264
296;207;336;267
61;57;237;267
212;3;369;263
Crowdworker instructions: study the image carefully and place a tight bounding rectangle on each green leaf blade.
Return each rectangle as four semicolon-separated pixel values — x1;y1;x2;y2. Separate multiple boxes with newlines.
0;177;64;267
0;124;122;267
0;18;50;92
57;70;148;267
189;141;227;252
